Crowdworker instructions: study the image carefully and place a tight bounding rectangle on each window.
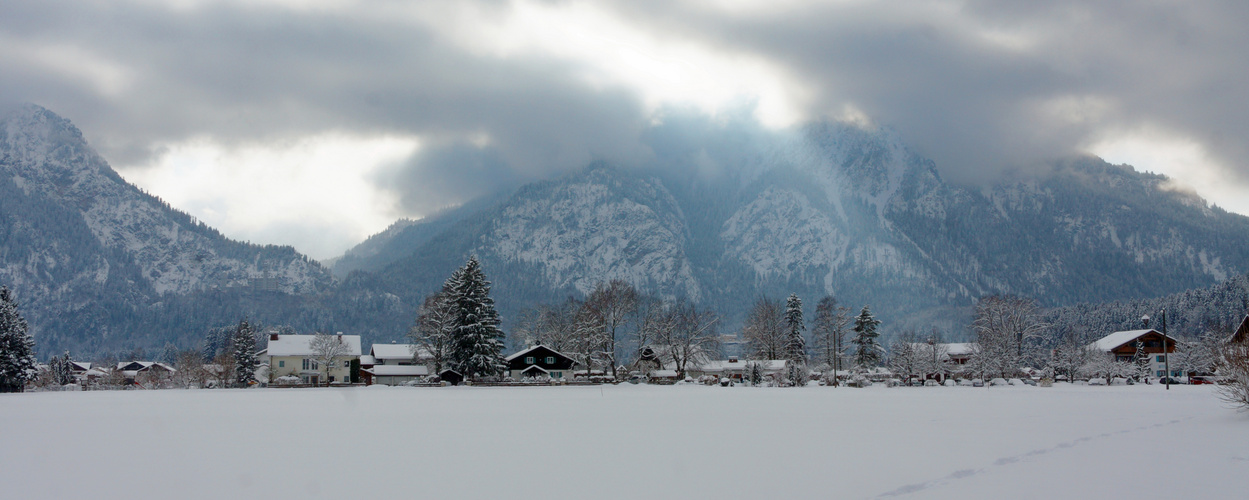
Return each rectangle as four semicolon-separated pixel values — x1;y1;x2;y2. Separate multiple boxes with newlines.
525;356;534;364
1156;355;1165;362
343;360;350;368
302;359;310;370
545;357;555;364
279;360;285;368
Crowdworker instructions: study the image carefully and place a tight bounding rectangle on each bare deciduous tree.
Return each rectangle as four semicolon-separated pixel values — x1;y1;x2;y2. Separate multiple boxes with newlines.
584;280;639;380
309;332;352;386
811;296;851;378
742;297;786;360
1217;341;1249;410
656;300;719;377
971;295;1048;378
410;292;456;374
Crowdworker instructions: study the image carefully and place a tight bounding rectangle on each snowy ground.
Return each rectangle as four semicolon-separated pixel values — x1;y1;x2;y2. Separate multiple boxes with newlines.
2;383;1246;499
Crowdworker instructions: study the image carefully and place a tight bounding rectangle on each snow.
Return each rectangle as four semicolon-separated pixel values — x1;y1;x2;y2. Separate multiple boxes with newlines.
1;384;1245;499
1090;329;1168;352
368;343;418;360
364;365;429;376
265;334;362;357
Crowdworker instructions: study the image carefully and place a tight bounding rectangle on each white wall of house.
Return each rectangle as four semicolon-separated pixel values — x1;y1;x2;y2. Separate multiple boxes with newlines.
270;355;353;383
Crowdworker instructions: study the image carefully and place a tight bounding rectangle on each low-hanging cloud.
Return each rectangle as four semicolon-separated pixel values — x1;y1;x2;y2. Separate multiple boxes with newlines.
3;0;1248;256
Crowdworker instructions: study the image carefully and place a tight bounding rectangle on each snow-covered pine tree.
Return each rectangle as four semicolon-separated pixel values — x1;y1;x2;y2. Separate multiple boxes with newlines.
51;351;74;386
851;305;883;372
160;343;179;366
447;256;506;380
231;318;258;387
748;361;763;386
1132;339;1152;382
0;286;37;393
783;293;807;366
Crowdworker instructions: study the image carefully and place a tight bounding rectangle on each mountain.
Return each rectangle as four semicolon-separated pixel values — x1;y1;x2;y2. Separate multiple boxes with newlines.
0;104;334;355
336;123;1249;336
6;104;1249;358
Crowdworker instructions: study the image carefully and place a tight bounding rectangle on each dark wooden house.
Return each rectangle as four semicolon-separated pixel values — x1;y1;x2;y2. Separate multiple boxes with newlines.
1090;329;1178;377
1229;315;1249;344
505;345;577;380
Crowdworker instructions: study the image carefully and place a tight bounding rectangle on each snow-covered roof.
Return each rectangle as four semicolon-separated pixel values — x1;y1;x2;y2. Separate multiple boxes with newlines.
651;370;679;378
944;343;975;356
505;344;573;362
365;365;429;376
521;365;549;374
696;359;786;372
267;334;362;357
370;343;421;360
70;361;91;371
360;355;377;365
1090;330;1166;352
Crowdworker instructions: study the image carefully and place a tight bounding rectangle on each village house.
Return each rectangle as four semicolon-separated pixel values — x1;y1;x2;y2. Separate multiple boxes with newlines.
114;361;176;384
506;345;577;380
360;343;430;386
1229;315;1249;344
686;357;787;382
1089;329;1178;377
264;332;361;385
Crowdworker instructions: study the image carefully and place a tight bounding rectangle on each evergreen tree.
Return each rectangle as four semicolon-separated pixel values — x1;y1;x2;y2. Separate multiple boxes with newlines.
50;351;74;386
748;361;763;386
230;318;258;387
783;293;807;365
447;256;506;379
160;343;179;366
0;287;37;393
851;305;883;371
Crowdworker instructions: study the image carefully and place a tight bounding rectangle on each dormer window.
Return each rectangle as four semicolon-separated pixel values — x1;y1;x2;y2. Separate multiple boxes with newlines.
525;356;535;364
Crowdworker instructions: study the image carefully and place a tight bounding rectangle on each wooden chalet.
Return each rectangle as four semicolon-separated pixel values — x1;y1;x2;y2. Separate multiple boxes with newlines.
505;345;577;381
1229;315;1249;344
1089;329;1178;377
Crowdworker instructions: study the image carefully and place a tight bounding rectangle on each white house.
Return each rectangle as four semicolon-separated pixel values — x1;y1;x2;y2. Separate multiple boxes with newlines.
686;357;786;381
361;343;430;385
265;333;362;385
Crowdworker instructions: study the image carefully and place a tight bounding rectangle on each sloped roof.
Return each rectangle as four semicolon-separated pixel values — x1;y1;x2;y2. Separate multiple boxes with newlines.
905;342;976;357
505;345;574;362
370;343;425;360
1230;315;1249;344
365;365;429;376
1090;329;1168;352
696;359;786;372
360;355;377;365
267;334;362;357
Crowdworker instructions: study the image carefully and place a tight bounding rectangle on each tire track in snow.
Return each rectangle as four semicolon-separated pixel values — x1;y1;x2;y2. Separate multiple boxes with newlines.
874;417;1192;498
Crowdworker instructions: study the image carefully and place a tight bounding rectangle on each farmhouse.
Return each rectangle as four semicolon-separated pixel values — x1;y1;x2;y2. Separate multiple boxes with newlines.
265;333;361;385
1229;315;1249;344
360;343;430;386
506;345;577;380
114;361;175;384
687;357;786;381
1089;329;1178;377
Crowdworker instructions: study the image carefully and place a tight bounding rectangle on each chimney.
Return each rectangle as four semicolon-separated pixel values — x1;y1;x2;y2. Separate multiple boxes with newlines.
729;356;739;363
337;332;343;344
270;333;279;341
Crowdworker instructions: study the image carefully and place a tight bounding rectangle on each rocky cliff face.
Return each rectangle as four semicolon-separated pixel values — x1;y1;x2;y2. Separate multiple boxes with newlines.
343;122;1249;333
0;104;333;354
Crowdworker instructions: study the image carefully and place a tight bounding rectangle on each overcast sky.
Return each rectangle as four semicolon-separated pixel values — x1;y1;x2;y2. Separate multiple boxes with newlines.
4;0;1248;260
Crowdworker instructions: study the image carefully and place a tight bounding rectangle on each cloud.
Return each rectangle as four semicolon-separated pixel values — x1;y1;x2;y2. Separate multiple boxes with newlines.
3;0;1248;257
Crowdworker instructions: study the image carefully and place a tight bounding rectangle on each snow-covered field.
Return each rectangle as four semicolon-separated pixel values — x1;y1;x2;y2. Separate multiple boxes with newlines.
2;384;1245;499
